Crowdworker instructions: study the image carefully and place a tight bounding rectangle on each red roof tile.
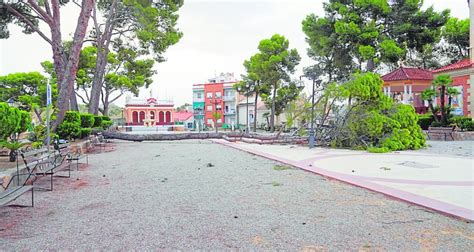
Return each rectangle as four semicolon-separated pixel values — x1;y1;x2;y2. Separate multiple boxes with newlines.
433;58;473;73
173;111;193;121
381;68;433;82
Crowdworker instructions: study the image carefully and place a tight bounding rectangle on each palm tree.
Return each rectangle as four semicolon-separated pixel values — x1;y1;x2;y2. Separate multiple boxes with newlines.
433;74;453;125
421;88;439;123
212;112;221;133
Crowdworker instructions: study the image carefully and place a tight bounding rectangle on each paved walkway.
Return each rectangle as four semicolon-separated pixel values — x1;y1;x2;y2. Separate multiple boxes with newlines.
1;140;472;250
214;140;474;220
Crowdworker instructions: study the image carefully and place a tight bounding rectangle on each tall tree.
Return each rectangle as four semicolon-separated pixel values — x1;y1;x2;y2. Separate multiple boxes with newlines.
75;45;155;115
251;34;301;132
0;71;58;123
86;0;183;115
235;54;270;132
1;0;95;128
302;0;450;78
442;17;470;61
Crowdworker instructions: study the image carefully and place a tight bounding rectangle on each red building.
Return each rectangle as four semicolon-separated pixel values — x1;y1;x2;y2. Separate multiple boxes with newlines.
433;58;473;117
124;97;174;126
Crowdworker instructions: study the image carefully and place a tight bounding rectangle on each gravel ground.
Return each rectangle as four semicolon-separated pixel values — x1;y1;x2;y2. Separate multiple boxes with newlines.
0;140;472;250
418;140;474;157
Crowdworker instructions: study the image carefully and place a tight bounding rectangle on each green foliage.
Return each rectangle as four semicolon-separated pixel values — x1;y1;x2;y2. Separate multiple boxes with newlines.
64;111;81;124
18;110;32;133
0;72;58;121
56;122;81;140
56;111;83;139
450;116;474;131
31;141;43;149
93;116;103;128
417;114;434;130
331;73;425;152
367;146;390;153
0;102;29;140
101;116;111;122
442;17;470;59
80;128;92;138
302;0;450;77
0;141;26;151
80;113;95;128
101;120;113;129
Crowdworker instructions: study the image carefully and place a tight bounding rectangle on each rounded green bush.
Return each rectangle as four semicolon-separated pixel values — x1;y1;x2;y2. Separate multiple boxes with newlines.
93;116;103;128
80;128;92;138
56;122;81;140
80;113;95;128
64;111;81;124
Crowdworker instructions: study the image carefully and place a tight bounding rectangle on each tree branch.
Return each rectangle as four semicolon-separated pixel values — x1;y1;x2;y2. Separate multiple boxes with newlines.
27;0;53;25
4;4;53;45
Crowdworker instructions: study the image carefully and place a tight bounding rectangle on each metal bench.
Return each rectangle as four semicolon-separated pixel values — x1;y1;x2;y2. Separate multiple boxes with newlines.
427;126;455;141
21;148;71;191
1;149;36;207
56;143;88;171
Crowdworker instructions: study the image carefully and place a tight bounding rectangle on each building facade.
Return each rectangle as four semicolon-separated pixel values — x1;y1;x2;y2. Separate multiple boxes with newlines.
124;96;174;126
192;73;238;129
381;68;433;114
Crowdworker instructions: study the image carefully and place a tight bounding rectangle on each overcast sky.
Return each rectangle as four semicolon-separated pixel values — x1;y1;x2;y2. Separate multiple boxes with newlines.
0;0;470;107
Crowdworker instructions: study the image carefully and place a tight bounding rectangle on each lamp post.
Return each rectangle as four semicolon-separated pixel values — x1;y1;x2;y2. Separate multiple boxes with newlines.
245;83;250;133
300;74;321;149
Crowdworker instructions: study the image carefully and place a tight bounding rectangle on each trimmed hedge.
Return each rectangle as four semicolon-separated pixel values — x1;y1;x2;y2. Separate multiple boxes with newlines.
80;113;95;128
450;116;474;131
93;116;103;128
56;121;81;140
80;128;92;138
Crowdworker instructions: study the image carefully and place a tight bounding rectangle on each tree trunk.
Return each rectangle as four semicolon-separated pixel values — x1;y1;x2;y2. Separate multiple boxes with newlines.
366;58;375;72
428;100;439;123
270;83;277;132
253;90;259;132
439;86;447;125
88;0;117;115
53;0;95;130
70;91;79;111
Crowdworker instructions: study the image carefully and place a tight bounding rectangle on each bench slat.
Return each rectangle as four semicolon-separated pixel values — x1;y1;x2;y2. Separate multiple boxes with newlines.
0;185;33;206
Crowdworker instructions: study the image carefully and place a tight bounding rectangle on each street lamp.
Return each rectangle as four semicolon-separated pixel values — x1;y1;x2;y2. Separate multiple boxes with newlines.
245;83;250;133
300;74;321;149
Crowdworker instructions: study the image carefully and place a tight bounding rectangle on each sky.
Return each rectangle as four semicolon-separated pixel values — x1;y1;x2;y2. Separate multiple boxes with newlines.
0;0;470;107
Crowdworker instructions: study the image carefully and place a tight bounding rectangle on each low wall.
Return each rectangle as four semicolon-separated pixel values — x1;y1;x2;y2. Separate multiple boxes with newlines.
424;131;474;141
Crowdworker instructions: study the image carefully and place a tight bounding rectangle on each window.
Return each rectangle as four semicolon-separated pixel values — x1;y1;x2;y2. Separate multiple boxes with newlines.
197;92;202;99
206;92;213;98
217;118;222;123
207;119;213;125
225;105;229;112
216;104;222;111
225;90;234;97
215;92;222;98
207;105;213;111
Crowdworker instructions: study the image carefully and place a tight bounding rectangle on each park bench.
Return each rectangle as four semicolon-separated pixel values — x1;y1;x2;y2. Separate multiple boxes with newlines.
427;126;455;141
21;147;71;191
0;158;35;207
56;143;88;171
90;133;108;152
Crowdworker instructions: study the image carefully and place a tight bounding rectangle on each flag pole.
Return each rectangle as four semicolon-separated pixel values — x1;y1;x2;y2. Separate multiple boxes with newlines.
46;79;52;154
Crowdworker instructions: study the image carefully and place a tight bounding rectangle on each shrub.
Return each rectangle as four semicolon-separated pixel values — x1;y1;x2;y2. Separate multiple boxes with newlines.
417;114;434;130
56;121;81;140
430;121;442;127
101;116;111;121
31;141;43;149
64;111;81;124
450;116;473;131
93;116;103;128
460;119;474;131
19;110;32;133
80;128;92;138
101;120;113;129
0;102;21;140
80;113;95;128
367;146;390;153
